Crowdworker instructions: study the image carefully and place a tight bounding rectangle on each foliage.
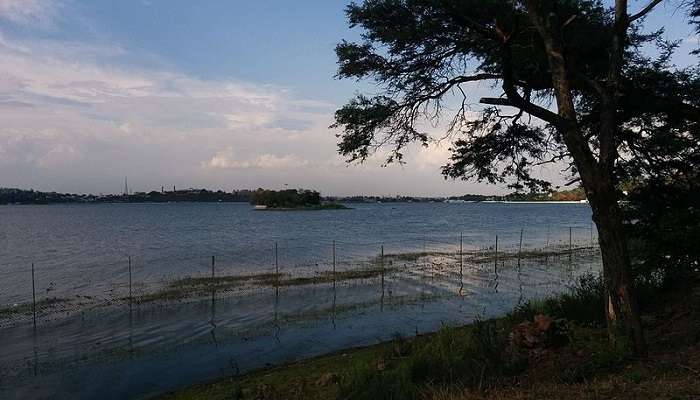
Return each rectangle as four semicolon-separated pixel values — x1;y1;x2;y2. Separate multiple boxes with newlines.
332;0;700;191
624;174;700;287
339;320;525;399
249;189;321;208
512;274;606;327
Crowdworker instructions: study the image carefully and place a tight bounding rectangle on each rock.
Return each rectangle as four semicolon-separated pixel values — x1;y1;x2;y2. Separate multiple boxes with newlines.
376;358;386;371
508;314;568;351
316;373;339;387
533;314;553;332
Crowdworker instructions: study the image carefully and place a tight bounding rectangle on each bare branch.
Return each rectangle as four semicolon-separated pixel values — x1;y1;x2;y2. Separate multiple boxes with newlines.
629;0;664;24
478;97;564;126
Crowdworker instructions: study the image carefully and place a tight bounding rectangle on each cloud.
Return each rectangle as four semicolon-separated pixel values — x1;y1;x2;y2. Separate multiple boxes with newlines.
0;0;63;27
203;147;310;169
683;34;700;46
37;143;80;168
0;25;333;178
0;3;505;196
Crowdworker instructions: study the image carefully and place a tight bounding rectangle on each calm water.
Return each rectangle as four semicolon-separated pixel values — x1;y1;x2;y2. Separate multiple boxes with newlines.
0;202;599;399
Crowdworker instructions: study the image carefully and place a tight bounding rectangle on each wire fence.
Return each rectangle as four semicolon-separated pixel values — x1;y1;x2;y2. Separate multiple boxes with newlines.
0;224;601;331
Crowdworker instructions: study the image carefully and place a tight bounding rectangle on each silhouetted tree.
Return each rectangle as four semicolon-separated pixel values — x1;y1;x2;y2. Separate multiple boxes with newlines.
333;0;700;354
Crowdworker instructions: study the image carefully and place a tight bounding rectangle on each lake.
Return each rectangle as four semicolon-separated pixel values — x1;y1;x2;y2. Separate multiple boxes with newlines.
0;202;600;399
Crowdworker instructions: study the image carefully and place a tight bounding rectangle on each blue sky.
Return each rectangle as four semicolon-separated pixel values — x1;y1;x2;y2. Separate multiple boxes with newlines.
0;1;697;196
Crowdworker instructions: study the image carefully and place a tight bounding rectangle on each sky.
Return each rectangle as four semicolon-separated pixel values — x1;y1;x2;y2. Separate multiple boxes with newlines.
0;0;697;196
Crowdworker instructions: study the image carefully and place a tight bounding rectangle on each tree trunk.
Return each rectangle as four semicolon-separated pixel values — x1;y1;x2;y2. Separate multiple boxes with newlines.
586;180;647;355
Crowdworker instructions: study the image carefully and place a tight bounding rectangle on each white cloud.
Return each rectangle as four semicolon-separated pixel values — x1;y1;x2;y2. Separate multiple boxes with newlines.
0;0;63;27
414;143;452;170
684;34;700;46
0;27;329;177
203;147;310;169
37;143;80;168
0;5;505;196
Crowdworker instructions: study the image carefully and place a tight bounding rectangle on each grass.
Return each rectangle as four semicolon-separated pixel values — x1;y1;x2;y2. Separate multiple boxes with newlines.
135;267;399;303
132;245;598;304
381;246;595;265
509;273;606;327
0;297;69;316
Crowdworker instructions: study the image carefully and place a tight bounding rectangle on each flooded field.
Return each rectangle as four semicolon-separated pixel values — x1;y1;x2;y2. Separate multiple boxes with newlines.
0;202;600;399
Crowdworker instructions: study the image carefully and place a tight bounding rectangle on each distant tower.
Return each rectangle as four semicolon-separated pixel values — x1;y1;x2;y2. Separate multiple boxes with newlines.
123;177;129;196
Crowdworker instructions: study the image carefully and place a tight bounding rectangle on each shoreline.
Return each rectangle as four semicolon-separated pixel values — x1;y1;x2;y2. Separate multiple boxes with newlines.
0;200;589;206
157;278;700;400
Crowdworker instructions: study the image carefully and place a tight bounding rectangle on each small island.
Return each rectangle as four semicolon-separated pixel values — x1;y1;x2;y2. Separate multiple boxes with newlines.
250;188;349;210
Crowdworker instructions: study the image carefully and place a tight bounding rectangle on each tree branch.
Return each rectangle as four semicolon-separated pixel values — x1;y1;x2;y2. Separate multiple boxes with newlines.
478;97;565;127
629;0;664;24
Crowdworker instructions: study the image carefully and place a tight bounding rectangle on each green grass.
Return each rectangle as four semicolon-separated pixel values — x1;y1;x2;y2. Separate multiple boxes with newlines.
510;273;606;327
0;297;69;316
135;267;399;303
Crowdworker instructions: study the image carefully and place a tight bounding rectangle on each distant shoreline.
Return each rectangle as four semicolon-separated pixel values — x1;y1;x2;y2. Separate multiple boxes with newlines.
0;200;590;206
253;203;352;211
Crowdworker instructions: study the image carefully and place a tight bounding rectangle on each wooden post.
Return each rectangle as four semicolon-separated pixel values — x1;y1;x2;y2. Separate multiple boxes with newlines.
128;256;132;307
517;229;523;271
380;245;385;311
332;240;336;281
494;235;499;274
31;262;36;330
381;245;385;288
274;242;279;286
590;222;594;248
211;255;215;279
459;232;463;275
569;227;573;261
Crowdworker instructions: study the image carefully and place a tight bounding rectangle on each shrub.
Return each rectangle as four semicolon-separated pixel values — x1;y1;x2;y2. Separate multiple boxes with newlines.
339;321;526;399
512;274;605;327
624;176;700;288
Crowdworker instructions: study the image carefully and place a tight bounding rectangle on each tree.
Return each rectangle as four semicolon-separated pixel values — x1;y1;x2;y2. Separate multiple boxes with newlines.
332;0;700;354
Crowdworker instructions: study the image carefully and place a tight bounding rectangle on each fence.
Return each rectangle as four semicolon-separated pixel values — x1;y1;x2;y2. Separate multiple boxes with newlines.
0;224;601;331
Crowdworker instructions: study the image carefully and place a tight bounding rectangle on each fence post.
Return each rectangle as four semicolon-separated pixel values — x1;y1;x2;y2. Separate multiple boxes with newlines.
211;255;215;279
545;224;551;263
494;235;499;274
31;262;36;330
569;226;573;261
380;244;385;310
518;228;523;271
380;245;385;287
459;232;463;275
128;256;133;308
274;242;279;286
590;222;594;248
332;240;336;281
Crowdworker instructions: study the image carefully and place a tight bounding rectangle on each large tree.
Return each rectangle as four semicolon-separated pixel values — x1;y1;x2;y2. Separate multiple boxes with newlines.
333;0;700;354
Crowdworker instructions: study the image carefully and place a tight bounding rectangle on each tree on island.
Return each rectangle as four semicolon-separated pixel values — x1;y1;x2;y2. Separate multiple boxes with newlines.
250;189;322;208
332;0;700;354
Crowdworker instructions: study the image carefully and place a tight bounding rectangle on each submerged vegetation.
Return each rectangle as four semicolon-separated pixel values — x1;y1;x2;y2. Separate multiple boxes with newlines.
0;297;69;317
134;266;400;304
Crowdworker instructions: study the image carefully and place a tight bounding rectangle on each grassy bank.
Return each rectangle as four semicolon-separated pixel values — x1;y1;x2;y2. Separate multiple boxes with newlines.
158;274;700;400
